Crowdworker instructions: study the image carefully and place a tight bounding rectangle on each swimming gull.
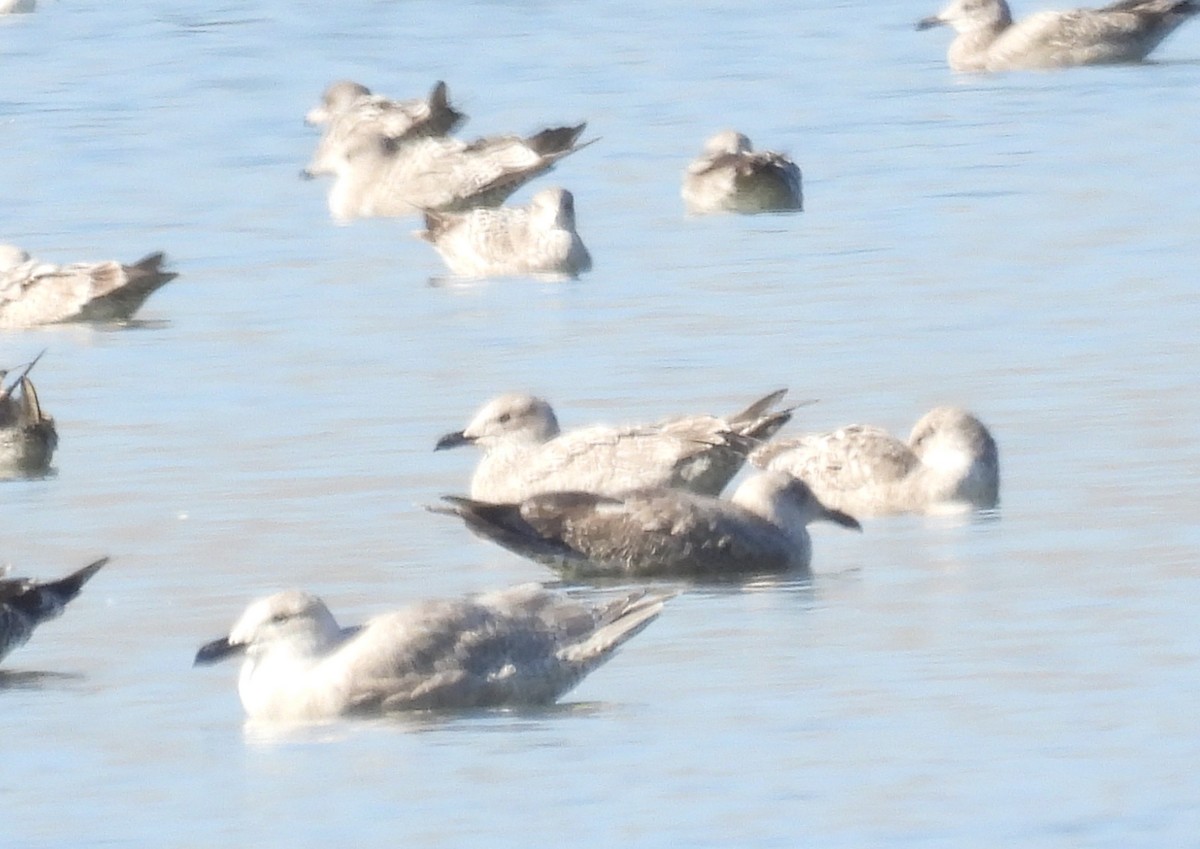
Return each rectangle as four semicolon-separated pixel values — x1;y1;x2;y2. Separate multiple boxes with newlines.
415;186;592;279
0;558;108;665
0;0;36;14
682;131;803;215
434;389;796;501
432;470;861;578
0;351;57;475
194;584;669;720
0;245;178;328
916;0;1198;71
304;80;466;178
750;406;1000;516
308;123;593;221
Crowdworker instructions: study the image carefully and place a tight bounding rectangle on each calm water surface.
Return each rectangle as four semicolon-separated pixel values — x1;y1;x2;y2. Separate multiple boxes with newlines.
2;0;1199;846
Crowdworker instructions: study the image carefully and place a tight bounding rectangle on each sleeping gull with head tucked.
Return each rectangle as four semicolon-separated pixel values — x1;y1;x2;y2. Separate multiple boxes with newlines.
1;558;108;665
916;0;1198;71
0;352;57;476
750;407;999;516
304;80;466;177
0;245;178;328
682;131;803;215
194;584;669;721
434;390;795;502
433;470;861;578
416;186;592;279
307;123;593;221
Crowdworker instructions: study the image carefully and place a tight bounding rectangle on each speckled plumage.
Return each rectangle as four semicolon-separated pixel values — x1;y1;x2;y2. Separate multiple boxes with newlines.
0;558;108;666
417;187;592;279
304;80;466;177
194;584;668;721
434;471;861;578
435;390;795;502
0;355;57;476
917;0;1198;71
682;131;803;215
318;123;593;221
751;407;1000;516
0;246;178;328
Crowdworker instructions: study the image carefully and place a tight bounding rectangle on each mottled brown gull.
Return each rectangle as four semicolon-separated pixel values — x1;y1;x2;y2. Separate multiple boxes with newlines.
750;407;1000;517
682;131;803;215
310;123;593;222
916;0;1198;71
194;584;668;721
304;80;466;178
416;186;592;279
0;352;57;475
1;558;108;666
434;389;795;502
0;245;178;328
432;471;861;578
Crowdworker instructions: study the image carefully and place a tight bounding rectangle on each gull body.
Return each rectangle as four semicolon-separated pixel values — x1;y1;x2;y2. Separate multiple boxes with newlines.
435;390;794;502
751;407;1000;516
195;584;669;721
434;471;861;578
682;131;802;215
416;187;592;279
917;0;1199;71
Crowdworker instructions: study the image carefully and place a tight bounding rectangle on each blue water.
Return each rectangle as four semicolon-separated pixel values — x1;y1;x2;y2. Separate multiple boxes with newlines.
3;0;1200;846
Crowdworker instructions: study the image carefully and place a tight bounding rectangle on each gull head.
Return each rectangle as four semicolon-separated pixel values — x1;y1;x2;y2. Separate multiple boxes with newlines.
731;470;863;532
916;0;1012;32
305;80;372;126
0;244;31;272
908;407;1000;506
528;187;578;230
435;393;561;452
194;590;342;667
703;130;754;157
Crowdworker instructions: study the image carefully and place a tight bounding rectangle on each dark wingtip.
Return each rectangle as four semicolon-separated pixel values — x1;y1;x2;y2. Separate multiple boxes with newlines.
44;556;109;602
827;508;863;532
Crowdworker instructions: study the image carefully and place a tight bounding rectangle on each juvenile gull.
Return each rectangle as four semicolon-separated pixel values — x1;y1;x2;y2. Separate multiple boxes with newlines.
194;584;668;721
416;186;592;279
311;123;593;222
433;471;861;578
0;352;57;475
682;131;803;215
916;0;1198;71
304;80;466;178
750;407;1000;516
0;558;108;665
0;245;178;328
434;389;795;501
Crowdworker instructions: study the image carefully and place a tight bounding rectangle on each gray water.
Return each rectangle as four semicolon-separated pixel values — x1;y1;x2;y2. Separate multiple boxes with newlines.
3;0;1200;846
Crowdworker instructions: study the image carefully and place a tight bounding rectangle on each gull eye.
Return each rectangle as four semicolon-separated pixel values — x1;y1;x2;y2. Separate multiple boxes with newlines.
270;612;291;624
497;413;512;424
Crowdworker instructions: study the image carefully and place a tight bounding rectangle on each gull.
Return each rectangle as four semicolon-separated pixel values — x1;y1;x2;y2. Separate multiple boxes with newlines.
916;0;1198;71
1;0;35;13
682;131;803;215
0;245;178;328
194;584;669;721
0;558;108;665
751;406;1000;516
0;351;57;475
432;471;861;578
309;123;593;221
415;186;592;279
304;80;466;178
434;389;796;502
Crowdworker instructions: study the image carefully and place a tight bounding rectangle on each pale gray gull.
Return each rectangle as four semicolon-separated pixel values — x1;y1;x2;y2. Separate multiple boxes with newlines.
0;351;57;475
310;123;593;222
682;131;803;215
0;245;178;328
434;389;796;501
304;80;466;178
750;406;1000;516
193;584;669;720
916;0;1198;71
1;558;108;665
416;186;592;279
432;470;861;578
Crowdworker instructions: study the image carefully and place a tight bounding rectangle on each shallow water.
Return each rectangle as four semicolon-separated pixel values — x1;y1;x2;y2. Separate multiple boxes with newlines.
3;0;1200;846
